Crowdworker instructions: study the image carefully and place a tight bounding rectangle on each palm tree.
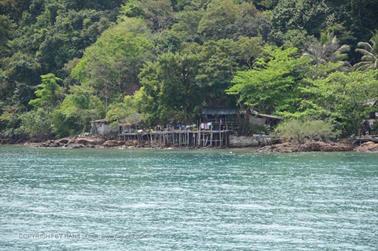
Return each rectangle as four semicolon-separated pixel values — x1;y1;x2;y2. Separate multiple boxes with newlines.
304;33;351;69
354;32;378;70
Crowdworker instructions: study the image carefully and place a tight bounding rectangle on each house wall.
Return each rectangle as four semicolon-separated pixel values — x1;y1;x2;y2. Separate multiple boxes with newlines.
248;116;266;126
229;135;275;147
92;123;118;136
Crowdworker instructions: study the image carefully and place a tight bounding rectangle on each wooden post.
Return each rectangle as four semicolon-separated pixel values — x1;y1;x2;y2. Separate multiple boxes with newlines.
198;127;201;147
210;127;213;147
202;131;205;147
226;131;229;147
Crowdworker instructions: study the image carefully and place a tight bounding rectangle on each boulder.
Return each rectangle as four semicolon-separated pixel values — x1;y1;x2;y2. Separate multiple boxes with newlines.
37;136;107;148
69;143;85;149
258;142;295;153
55;138;70;145
39;140;55;147
355;141;378;152
258;141;353;153
102;140;124;147
75;137;104;145
299;141;353;152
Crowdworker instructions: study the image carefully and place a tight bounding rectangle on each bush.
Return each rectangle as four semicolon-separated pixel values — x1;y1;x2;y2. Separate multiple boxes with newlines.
275;119;339;144
19;109;53;140
51;111;82;138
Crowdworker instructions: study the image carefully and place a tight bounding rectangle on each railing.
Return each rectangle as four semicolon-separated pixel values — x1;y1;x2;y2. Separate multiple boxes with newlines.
119;129;231;148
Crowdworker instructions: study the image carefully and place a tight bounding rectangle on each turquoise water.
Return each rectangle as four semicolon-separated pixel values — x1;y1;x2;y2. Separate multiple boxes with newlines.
0;146;377;250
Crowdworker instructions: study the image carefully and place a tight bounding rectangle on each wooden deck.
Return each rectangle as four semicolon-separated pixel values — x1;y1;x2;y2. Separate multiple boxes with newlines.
119;129;231;147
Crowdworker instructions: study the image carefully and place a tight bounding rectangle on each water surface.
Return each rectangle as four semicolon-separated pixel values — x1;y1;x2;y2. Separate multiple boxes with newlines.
0;146;377;250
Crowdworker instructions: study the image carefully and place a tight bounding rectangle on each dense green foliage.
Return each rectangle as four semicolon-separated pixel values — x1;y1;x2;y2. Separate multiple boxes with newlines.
275;119;338;144
1;0;378;141
227;46;310;114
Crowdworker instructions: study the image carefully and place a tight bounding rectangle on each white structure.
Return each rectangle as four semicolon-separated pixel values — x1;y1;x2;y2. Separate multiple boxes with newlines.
90;119;119;137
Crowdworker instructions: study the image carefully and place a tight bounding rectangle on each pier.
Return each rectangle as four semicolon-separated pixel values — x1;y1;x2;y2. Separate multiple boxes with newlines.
119;129;231;148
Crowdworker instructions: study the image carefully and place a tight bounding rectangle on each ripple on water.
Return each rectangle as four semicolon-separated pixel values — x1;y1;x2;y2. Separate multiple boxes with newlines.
0;146;377;250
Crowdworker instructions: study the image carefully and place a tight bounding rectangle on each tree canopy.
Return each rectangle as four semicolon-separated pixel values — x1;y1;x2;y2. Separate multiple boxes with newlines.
1;0;378;140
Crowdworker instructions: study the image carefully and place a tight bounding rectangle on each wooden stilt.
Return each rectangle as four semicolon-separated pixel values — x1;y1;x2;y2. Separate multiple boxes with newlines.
210;129;213;147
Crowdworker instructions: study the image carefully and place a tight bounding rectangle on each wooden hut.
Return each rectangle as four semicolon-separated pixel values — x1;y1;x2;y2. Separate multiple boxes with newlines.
247;109;283;128
200;107;283;134
361;99;378;135
201;107;245;132
90;119;118;137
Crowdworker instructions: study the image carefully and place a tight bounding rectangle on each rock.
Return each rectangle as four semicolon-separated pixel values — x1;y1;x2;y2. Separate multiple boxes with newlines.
55;138;70;145
36;136;106;148
258;142;293;153
123;140;139;147
258;141;353;153
75;137;105;145
70;143;84;149
24;142;40;147
68;136;105;147
355;141;378;152
299;141;353;152
39;140;55;147
102;140;124;147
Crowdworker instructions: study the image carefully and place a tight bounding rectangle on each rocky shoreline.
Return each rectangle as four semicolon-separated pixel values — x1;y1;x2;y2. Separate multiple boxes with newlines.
12;136;377;153
258;141;378;153
257;141;352;153
29;136;135;149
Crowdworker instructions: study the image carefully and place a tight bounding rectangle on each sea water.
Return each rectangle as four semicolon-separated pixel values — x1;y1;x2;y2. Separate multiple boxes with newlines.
0;146;377;250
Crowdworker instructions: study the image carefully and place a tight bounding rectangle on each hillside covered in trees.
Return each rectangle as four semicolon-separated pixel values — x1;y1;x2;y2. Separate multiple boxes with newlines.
0;0;378;141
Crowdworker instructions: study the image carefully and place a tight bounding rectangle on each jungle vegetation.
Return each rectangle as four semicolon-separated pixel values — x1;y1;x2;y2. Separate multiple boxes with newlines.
0;0;378;141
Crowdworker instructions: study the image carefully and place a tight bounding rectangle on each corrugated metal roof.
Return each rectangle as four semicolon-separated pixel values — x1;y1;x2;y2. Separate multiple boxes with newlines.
249;109;283;120
255;113;283;120
202;107;239;115
364;99;377;106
